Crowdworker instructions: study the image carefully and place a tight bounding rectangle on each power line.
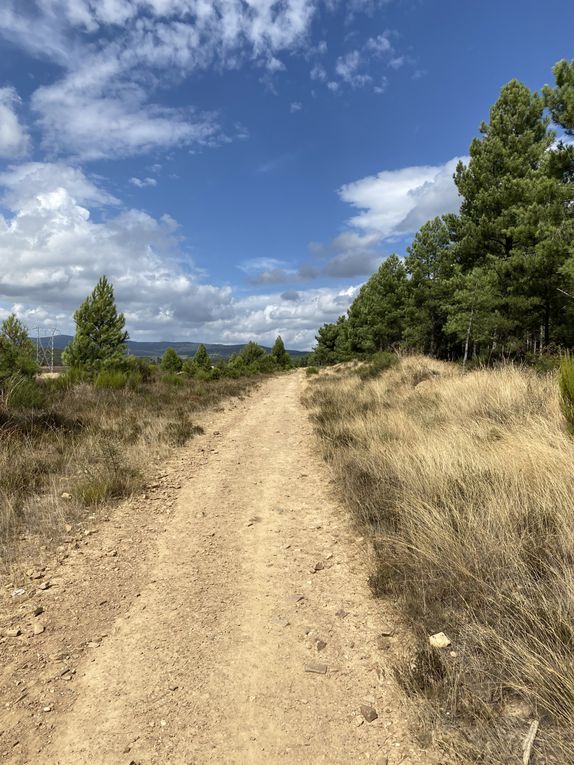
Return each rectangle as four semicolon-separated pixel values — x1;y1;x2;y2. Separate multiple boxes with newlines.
33;326;59;372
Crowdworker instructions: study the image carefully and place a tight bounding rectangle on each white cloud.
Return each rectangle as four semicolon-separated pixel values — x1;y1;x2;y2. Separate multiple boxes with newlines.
339;156;467;239
0;1;326;160
130;176;158;188
290;101;303;112
0;162;359;349
0;87;30;158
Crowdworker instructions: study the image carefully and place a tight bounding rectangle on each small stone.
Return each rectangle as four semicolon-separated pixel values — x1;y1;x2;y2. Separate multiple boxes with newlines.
32;623;45;635
64;524;72;533
289;594;305;603
360;705;378;723
429;631;451;649
376;757;389;765
335;609;348;618
380;626;394;637
304;663;327;675
86;641;100;648
354;717;364;727
43;706;52;713
313;561;324;572
38;581;50;591
315;639;327;651
33;606;44;617
5;628;21;638
30;571;44;580
61;492;72;500
325;552;333;560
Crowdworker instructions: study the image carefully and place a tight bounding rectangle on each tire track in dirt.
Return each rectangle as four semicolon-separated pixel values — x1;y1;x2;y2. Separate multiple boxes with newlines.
4;372;437;764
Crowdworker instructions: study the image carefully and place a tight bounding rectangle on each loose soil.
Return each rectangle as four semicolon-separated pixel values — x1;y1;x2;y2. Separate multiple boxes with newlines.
0;372;438;764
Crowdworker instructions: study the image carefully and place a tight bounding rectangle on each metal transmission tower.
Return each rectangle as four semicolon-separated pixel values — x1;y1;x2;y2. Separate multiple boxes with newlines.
34;327;59;372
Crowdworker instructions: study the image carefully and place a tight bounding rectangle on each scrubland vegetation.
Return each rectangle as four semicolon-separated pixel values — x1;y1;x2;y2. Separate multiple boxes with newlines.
0;276;293;567
305;356;574;762
0;363;256;568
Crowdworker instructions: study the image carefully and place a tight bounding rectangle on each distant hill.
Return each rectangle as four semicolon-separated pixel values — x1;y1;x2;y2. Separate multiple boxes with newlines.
40;335;308;360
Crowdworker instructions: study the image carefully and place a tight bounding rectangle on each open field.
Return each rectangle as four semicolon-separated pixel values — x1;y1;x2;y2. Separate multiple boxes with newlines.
304;357;574;763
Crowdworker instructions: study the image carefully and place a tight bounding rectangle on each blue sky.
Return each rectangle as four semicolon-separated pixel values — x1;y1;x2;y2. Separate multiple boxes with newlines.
0;0;572;349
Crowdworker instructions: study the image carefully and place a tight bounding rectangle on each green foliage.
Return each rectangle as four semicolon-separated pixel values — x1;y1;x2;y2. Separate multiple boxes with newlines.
544;58;574;133
306;366;319;375
559;353;574;434
162;372;183;386
271;336;292;368
160;347;183;372
193;343;211;371
4;376;46;409
95;370;128;390
239;341;266;366
63;276;128;371
312;63;574;367
347;255;407;354
0;314;38;382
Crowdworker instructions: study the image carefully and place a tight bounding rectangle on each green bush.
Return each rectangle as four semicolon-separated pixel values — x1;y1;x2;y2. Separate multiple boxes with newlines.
95;370;128;389
371;351;399;371
162;372;183;386
306;366;319;376
559;353;574;434
4;376;46;409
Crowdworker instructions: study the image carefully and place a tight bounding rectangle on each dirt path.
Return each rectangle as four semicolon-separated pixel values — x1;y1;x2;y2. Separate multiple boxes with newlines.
1;372;435;765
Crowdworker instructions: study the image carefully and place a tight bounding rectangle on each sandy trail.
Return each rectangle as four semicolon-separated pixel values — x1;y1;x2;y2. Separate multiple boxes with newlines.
1;372;434;764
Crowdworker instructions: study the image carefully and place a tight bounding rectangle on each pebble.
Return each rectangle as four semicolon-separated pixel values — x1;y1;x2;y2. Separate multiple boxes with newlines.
360;704;378;723
5;628;21;638
313;561;324;572
429;631;451;649
32;623;45;636
33;606;44;617
315;639;327;651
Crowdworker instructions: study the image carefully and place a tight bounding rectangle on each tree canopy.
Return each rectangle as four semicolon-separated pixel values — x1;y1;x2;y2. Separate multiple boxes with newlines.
63;276;128;370
313;62;574;366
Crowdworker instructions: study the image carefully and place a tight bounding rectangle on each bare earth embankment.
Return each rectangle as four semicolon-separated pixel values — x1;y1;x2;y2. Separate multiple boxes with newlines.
0;372;436;765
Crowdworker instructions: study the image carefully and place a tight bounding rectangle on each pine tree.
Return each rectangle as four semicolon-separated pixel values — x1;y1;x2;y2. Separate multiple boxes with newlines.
347;255;407;353
239;341;266;366
271;336;292;368
63;276;128;370
453;79;571;349
403;217;455;356
544;59;574;133
0;314;38;381
194;344;211;371
160;347;183;372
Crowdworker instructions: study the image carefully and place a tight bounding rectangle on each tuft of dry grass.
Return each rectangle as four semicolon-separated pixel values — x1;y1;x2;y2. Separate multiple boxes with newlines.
304;357;574;762
0;375;255;568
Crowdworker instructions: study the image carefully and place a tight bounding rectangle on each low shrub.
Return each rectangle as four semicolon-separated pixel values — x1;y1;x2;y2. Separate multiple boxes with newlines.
95;370;128;389
162;419;204;446
3;376;46;409
306;366;319;375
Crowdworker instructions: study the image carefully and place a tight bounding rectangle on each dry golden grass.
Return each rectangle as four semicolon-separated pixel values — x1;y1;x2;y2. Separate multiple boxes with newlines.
0;375;256;570
304;357;574;763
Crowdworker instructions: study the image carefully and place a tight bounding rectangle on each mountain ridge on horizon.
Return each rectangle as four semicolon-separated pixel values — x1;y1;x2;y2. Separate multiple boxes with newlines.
39;335;309;360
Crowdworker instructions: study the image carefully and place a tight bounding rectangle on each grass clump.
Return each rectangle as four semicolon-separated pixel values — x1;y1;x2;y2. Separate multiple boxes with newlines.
306;366;319;376
304;356;574;762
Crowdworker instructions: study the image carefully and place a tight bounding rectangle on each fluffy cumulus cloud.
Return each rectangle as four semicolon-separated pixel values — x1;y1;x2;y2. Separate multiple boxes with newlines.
0;87;30;158
339;156;467;239
0;162;358;348
0;0;323;160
